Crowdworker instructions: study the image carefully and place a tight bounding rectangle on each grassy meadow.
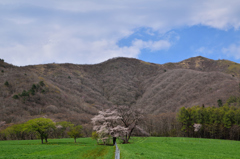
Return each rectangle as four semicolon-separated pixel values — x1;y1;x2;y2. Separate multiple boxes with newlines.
0;138;114;159
118;137;240;159
1;137;240;159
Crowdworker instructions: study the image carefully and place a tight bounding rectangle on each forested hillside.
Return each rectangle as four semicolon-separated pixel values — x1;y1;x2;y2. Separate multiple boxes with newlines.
0;56;240;131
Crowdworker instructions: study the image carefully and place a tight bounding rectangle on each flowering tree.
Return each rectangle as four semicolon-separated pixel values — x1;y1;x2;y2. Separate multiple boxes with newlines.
193;123;202;132
91;106;148;144
91;109;127;144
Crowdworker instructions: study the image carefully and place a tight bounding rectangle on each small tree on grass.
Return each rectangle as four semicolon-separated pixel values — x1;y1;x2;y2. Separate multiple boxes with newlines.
3;123;26;140
67;125;83;143
25;118;56;144
91;131;99;144
56;121;74;138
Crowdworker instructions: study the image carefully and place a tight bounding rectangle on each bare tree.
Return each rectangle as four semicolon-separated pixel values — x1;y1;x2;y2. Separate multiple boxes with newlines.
115;105;148;143
0;121;6;129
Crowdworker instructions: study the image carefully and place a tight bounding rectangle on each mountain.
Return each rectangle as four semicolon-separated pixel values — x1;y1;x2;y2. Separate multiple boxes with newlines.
0;56;239;125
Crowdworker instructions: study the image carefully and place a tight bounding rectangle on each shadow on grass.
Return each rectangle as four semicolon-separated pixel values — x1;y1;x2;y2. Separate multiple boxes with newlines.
97;144;114;146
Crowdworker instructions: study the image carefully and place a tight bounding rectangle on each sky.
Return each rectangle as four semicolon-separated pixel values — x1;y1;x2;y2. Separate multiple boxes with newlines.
1;0;240;66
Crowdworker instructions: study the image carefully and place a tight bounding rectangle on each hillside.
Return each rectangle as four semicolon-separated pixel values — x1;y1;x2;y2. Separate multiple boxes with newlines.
0;56;239;126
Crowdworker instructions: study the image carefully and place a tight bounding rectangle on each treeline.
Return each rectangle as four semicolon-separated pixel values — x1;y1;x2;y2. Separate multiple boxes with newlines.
178;105;240;140
143;113;182;137
143;96;240;140
143;105;240;140
223;95;240;107
0;118;83;143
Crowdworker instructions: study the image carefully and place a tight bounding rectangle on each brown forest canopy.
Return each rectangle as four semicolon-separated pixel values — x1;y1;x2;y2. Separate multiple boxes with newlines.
0;56;240;127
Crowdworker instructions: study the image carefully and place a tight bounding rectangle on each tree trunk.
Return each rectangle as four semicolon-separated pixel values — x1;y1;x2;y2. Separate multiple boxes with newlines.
41;136;44;144
45;137;48;143
74;138;76;143
124;134;128;144
113;137;116;145
127;127;135;143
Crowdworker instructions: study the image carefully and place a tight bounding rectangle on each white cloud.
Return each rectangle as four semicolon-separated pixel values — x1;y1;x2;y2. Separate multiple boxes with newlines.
196;47;213;55
0;32;171;66
1;0;240;65
222;43;240;59
132;40;171;52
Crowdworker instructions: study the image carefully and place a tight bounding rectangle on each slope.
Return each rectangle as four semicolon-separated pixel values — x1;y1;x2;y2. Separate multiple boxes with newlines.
0;56;239;127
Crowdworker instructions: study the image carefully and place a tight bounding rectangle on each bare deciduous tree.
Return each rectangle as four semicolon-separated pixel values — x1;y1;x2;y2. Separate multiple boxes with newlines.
116;106;148;143
0;121;6;128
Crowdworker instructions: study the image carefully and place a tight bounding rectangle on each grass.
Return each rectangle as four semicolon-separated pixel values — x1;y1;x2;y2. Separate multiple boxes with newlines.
118;137;240;159
0;138;114;159
1;137;240;159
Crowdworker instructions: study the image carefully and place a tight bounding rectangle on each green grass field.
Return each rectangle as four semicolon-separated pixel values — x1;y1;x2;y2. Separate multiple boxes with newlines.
0;138;114;159
1;137;240;159
118;137;240;159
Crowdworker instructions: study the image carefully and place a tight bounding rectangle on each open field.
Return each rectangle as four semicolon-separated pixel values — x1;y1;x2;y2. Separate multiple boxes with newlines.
118;137;240;159
1;137;240;159
0;138;114;159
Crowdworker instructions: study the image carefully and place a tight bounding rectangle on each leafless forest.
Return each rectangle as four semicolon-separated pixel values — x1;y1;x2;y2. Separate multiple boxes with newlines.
0;56;240;136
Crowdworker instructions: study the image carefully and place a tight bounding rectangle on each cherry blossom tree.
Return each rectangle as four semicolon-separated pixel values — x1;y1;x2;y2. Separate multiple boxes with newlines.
193;123;202;132
91;106;148;144
91;109;127;144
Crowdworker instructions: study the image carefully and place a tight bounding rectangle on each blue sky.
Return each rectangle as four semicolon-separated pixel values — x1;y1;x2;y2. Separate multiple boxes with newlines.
0;0;240;66
137;26;240;64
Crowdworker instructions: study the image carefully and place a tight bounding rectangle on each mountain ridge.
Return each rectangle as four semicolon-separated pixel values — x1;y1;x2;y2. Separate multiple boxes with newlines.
0;56;239;126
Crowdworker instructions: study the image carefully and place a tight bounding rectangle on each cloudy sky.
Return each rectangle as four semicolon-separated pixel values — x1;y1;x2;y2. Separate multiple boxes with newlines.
1;0;240;66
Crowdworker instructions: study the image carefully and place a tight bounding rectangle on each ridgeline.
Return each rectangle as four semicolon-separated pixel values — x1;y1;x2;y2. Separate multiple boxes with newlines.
0;56;240;128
